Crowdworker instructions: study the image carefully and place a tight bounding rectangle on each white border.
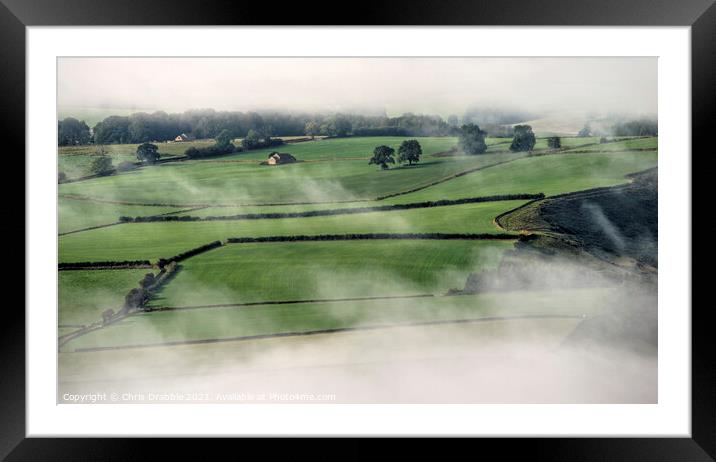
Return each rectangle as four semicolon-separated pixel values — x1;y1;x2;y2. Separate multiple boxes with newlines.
27;27;691;437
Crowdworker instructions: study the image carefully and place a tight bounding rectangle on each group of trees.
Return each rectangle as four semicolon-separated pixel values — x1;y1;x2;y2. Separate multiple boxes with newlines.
457;123;538;155
91;110;266;145
611;119;658;136
85;142;161;177
185;130;241;159
58;117;91;146
306;113;456;138
59;110;464;146
368;139;423;170
240;128;282;150
184;128;286;159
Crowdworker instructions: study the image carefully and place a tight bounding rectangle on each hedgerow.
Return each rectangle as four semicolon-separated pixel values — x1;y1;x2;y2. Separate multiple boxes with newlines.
157;241;223;268
59;260;152;270
226;233;517;243
123;194;545;223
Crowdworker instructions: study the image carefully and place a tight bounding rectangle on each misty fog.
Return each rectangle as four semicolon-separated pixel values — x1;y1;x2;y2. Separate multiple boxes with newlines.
58;57;657;118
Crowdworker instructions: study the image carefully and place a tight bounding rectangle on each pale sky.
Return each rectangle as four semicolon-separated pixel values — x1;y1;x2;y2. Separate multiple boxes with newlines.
58;57;657;117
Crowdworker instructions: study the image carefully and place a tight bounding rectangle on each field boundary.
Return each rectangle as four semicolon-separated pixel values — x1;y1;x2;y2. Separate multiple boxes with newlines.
58;193;372;209
59;194;201;208
59;261;153;271
375;157;526;200
69;314;586;352
493;198;549;232
58;233;516;268
149;294;435;312
380;145;657;201
58;263;182;349
122;194;544;223
157;240;224;268
226;233;518;244
59;221;122;236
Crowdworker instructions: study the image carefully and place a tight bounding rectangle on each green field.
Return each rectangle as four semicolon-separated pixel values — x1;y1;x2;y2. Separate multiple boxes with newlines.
173;201;372;217
63;287;612;351
59;197;183;234
59;269;152;326
222;136;458;161
58;139;217;158
150;239;514;307
483;136;604;153
57;153;529;207
57;133;658;371
58;139;216;179
562;137;658;152
58;200;524;262
383;151;658;204
57;137;655;208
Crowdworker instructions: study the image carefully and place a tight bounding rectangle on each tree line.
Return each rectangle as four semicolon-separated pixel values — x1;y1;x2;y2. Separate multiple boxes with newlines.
58;110;464;146
578;119;658;137
59;108;658;147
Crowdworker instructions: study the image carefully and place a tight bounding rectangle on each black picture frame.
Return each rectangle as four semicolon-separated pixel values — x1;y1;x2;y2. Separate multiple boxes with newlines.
3;0;713;458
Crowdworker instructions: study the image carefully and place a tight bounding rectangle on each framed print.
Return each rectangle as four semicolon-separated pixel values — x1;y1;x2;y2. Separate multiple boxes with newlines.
5;0;714;457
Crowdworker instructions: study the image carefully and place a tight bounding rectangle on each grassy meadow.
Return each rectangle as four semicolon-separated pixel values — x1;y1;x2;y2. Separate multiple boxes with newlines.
58;200;524;263
63;287;612;351
57;152;531;206
58;140;216;180
57;134;658;370
59;269;152;326
59;197;184;234
383;150;658;204
149;239;514;307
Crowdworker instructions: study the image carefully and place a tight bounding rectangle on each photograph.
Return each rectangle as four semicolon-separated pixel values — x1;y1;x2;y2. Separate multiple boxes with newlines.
55;56;659;404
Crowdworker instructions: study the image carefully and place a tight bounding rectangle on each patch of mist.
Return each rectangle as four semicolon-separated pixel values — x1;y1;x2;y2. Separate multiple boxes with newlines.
59;238;657;404
59;313;656;404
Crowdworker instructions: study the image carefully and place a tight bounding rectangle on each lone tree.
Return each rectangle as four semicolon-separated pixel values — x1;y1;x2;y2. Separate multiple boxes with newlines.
242;129;261;150
510;125;536;152
458;124;487;154
214;129;235;151
323;115;352;137
547;136;561;150
369;145;396;170
136;142;160;164
122;287;150;313
304;121;320;139
138;273;156;289
89;156;114;176
397;139;422;165
578;124;591;137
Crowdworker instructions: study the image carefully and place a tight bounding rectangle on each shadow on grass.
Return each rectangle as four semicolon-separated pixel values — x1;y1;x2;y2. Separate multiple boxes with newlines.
392;161;442;170
147;265;184;307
